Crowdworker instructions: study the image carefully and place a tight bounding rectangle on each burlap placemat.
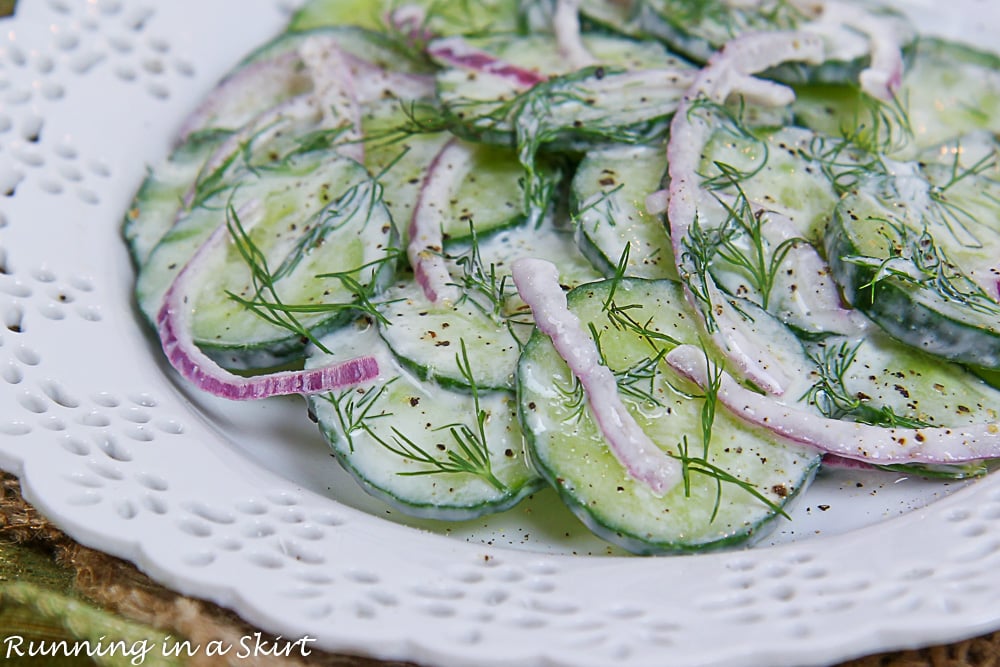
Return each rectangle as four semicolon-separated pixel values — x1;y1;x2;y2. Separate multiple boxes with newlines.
1;473;998;667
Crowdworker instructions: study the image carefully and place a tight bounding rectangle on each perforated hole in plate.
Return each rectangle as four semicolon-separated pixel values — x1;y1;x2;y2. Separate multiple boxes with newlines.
41;379;80;408
246;552;284;570
279;541;324;566
4;304;24;332
0;422;31;436
115;499;137;519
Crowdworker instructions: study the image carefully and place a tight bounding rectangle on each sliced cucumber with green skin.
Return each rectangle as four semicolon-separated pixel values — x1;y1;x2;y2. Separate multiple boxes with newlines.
572;143;677;280
517;278;820;554
307;319;542;520
362;100;452;241
364;100;551;245
288;0;521;36
692;123;866;335
434;33;693;147
826;161;1000;369
794;38;1000;159
378;218;602;391
802;327;1000;478
178;26;431;140
125;26;426;268
137;153;394;370
377;277;533;392
123;129;229;267
624;0;915;86
699;125;848;243
804;328;1000;428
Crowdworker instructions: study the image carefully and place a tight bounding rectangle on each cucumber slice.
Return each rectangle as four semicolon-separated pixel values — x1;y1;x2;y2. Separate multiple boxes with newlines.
826;160;1000;368
689;121;867;335
624;0;915;86
191;27;430;135
378;217;602;390
123;129;228;267
794;38;1000;158
517;277;820;554
137;153;395;370
803;327;1000;478
363;99;558;244
288;0;521;35
804;328;1000;427
434;33;692;147
307;319;542;520
571;143;678;280
124;26;427;269
362;100;451;240
377;278;533;392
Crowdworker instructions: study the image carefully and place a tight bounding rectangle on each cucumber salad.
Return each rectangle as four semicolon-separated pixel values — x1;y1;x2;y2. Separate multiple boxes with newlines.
125;0;1000;554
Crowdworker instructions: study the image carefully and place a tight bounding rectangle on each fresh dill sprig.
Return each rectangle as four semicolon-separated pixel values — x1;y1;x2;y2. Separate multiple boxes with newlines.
841;92;914;158
698;349;723;459
709;167;803;310
801;341;933;428
674;435;789;523
363;100;456;152
679;215;722;333
926;147;999;249
802;94;914;194
320;379;397;453
190;124;357;212
602;243;631;311
223;201;329;352
362;339;508;491
589;323;666;407
449;222;514;323
845;215;1000;316
574;182;626;234
690;100;771;189
223;181;401;354
553;318;671;423
446;223;532;350
273;180;382;280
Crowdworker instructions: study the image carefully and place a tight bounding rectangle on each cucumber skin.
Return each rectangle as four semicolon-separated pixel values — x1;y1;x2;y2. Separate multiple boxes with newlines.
516;277;820;555
306;321;544;520
825;206;1000;370
589;1;916;87
313;406;545;521
123;129;231;268
517;330;818;555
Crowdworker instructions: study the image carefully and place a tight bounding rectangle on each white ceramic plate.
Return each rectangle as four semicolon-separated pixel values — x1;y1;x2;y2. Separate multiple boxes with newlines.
2;1;1000;666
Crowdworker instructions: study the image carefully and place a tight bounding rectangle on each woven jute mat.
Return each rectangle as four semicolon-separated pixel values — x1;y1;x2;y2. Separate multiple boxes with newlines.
1;472;997;667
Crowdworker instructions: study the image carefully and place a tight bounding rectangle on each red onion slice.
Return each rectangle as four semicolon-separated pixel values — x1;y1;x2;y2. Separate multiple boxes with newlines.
513;258;680;495
667;344;1000;465
156;202;379;400
428;37;547;90
407;138;470;305
709;192;869;337
654;32;825;395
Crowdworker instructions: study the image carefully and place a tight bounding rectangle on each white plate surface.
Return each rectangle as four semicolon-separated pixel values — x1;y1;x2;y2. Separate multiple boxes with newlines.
1;1;999;666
